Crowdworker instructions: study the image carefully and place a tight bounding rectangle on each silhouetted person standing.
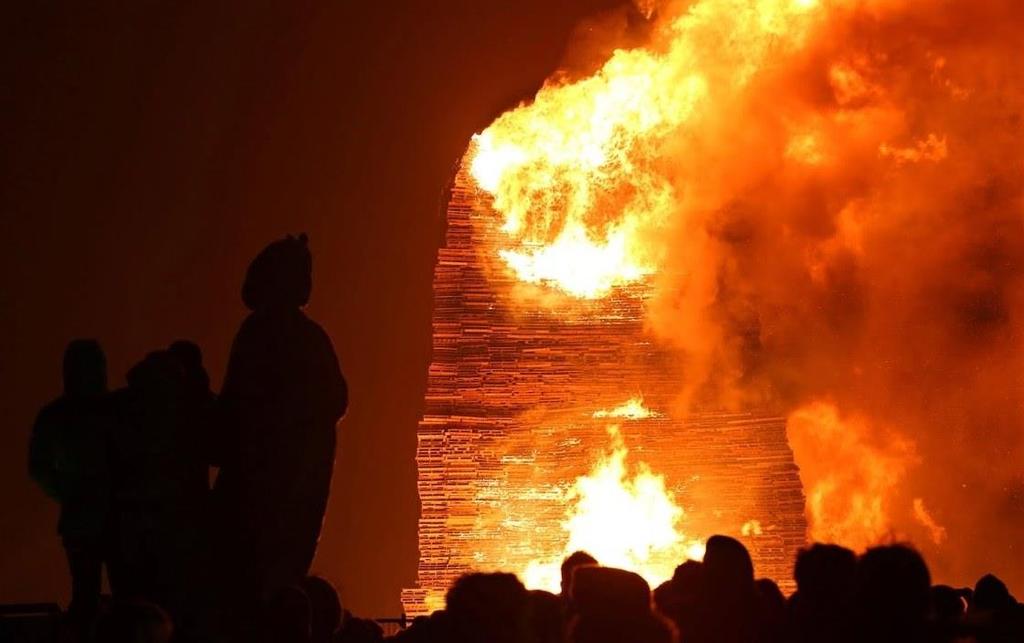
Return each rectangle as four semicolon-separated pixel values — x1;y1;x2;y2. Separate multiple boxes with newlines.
853;544;932;643
108;350;208;629
689;535;760;643
214;234;347;607
168;340;215;419
788;543;857;643
28;339;113;638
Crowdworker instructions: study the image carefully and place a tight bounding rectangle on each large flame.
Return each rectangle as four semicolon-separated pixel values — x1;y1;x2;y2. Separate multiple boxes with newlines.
786;401;918;549
469;0;822;298
466;0;1024;590
521;399;705;592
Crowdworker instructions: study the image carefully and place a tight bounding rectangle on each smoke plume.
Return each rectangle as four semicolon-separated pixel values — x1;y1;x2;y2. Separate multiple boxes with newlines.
645;0;1024;588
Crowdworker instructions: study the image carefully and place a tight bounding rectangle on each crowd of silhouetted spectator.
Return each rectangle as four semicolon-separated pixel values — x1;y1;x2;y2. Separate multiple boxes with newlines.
65;537;1022;643
28;235;347;642
24;236;1022;643
384;538;1021;643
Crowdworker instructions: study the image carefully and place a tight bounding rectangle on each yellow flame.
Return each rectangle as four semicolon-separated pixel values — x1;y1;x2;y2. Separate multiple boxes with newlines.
469;0;821;298
522;402;703;592
592;396;660;419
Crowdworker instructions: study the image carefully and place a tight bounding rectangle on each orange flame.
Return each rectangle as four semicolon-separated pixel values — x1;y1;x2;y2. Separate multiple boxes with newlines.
521;399;704;592
461;0;1024;588
786;401;919;550
469;0;822;298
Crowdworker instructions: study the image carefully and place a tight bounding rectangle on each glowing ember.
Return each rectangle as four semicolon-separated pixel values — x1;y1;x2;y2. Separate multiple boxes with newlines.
521;399;704;593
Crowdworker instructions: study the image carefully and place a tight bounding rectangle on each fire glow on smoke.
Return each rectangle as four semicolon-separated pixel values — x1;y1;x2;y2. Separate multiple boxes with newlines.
466;0;1024;589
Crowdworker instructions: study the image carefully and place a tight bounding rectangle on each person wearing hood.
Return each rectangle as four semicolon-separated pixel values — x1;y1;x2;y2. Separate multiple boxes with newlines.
29;339;114;637
214;234;348;610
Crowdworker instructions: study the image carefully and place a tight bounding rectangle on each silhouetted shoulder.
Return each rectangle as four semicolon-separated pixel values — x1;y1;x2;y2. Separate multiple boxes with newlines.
31;398;70;442
27;398;67;501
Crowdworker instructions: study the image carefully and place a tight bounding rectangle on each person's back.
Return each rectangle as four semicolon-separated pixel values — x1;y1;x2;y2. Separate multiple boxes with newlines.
262;585;313;643
527;590;562;643
214;234;348;606
929;584;966;643
220;306;343;490
107;350;207;631
754;578;786;643
853;544;931;643
665;560;704;642
445;572;530;643
28;339;113;638
302;576;342;643
560;551;598;601
788;543;857;643
111;352;203;506
168;339;217;475
969;574;1022;643
568;567;676;643
688;535;759;643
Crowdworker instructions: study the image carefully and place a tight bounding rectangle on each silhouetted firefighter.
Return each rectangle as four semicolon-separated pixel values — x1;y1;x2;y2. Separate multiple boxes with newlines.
28;339;113;639
214;234;348;608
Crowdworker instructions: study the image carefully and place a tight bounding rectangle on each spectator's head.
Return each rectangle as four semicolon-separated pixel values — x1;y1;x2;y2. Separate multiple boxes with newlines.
265;585;312;643
930;584;966;623
703;535;754;598
392;610;451;643
756;577;786;612
526;590;562;643
126;350;184;397
63;339;107;398
561;551;598;598
663;561;703;636
571;567;651;622
855;544;931;640
755;577;787;635
168;340;210;393
567;567;675;643
670;560;704;601
95;599;173;643
973;574;1015;611
446;572;528;643
243;234;312;311
301;576;342;643
794;543;857;601
652;581;677;617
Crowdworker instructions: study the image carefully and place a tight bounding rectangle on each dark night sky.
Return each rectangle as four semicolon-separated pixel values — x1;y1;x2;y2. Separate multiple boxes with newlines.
0;0;622;614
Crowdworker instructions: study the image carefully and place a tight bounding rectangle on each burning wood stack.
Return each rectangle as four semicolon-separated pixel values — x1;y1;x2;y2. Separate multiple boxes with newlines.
401;164;806;616
397;0;1024;605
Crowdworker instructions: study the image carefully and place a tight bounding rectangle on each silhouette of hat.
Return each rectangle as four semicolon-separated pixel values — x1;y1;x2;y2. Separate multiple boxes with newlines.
242;234;312;310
